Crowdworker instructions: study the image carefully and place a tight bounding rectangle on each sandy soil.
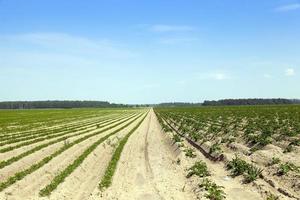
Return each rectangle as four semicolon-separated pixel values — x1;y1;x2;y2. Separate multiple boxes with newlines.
46;114;147;200
95;109;195;200
162;117;295;200
1;109;296;200
0;114;132;161
0;114;136;182
0;114;128;151
0;114;144;200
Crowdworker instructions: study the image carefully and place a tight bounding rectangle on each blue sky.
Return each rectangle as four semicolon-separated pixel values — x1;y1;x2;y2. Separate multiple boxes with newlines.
0;0;299;104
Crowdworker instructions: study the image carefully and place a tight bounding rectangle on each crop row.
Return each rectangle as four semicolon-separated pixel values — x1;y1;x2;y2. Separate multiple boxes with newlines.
0;113;131;146
0;111;143;192
0;113;138;153
99;112;148;190
0;112;139;170
40;112;147;196
154;105;300;152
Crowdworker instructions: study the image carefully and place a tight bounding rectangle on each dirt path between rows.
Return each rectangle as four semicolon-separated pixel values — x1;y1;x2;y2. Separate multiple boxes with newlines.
0;114;135;182
46;113;147;200
96;109;195;200
0;114;130;161
0;114;144;200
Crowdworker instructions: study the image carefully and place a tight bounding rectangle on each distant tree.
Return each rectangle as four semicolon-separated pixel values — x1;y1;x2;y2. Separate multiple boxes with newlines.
202;98;298;106
0;101;131;109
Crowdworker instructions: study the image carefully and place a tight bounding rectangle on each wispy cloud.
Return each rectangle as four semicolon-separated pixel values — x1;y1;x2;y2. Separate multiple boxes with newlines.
158;37;198;45
263;74;272;79
285;68;295;76
211;73;230;80
1;33;136;59
150;24;194;33
198;72;231;81
142;83;160;89
274;3;300;12
0;32;136;69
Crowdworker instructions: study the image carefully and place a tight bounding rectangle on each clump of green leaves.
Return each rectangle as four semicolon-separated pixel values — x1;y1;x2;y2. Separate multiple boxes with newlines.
227;155;262;183
277;162;300;176
190;132;202;142
184;148;196;158
209;143;222;154
199;179;226;200
187;161;210;178
243;164;263;183
268;157;280;166
266;193;279;200
227;156;249;177
172;134;182;143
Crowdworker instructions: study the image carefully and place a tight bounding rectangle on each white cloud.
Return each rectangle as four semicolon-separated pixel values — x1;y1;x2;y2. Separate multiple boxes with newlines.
212;73;230;80
177;80;187;85
0;32;137;72
142;83;160;89
150;24;194;32
285;68;295;76
274;3;300;12
263;74;272;78
0;32;136;59
198;72;231;81
158;37;198;45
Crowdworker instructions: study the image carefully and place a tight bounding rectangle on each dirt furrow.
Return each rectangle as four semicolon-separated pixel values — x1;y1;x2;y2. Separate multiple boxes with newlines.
98;109;194;200
0;114;131;161
0;114;136;182
0;114;142;200
46;113;147;200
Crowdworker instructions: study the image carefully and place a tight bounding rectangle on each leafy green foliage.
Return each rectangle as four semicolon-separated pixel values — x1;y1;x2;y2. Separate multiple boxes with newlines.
277;162;300;176
243;164;263;183
227;155;262;182
268;157;281;166
154;105;300;155
39;113;147;196
209;143;222;154
184;148;196;158
266;193;279;200
172;134;182;143
186;161;210;178
227;156;249;177
199;179;226;200
98;114;148;190
0;113;143;193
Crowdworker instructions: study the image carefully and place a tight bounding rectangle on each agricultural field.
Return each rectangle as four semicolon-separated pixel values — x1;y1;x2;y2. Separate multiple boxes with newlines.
155;105;300;200
0;106;299;200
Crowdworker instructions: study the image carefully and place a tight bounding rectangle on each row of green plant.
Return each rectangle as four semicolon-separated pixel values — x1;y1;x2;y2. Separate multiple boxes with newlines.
277;162;300;176
0;113;109;140
98;113;148;190
226;155;263;183
0;113;137;153
186;161;226;200
154;105;300;152
0;112;144;192
0;113;137;169
0;109;125;136
0;113;134;147
0;113;118;144
186;161;210;178
199;179;226;200
40;112;147;196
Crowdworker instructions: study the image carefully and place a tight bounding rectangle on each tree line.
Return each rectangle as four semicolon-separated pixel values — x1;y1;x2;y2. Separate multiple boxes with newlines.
156;102;202;107
0;101;131;109
202;98;300;106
